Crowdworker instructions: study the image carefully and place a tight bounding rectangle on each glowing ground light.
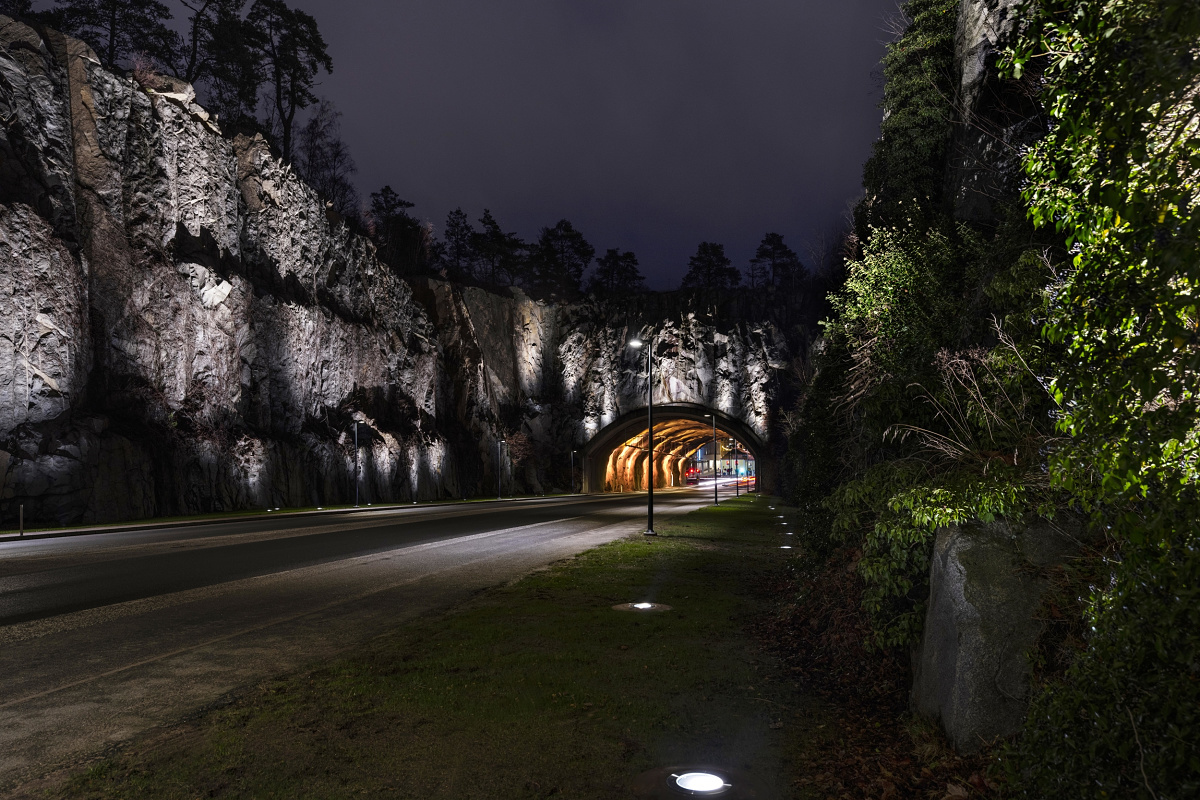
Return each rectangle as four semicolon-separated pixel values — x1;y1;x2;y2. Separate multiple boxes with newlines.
780;545;793;549
633;602;654;610
672;771;729;793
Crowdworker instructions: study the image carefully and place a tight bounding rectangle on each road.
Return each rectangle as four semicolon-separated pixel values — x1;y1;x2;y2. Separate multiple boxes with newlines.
0;489;711;795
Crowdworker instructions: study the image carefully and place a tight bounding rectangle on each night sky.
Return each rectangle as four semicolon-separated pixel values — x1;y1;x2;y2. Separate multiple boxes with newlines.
282;0;898;288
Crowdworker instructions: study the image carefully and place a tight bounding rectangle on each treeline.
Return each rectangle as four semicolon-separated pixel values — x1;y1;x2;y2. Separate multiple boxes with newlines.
789;0;1198;796
370;199;810;301
0;0;818;301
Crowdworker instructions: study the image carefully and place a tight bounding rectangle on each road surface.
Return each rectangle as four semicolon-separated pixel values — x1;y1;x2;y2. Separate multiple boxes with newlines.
0;489;711;794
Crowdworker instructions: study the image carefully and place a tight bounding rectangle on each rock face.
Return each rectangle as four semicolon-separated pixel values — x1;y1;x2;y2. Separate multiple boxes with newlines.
911;518;1086;753
0;17;800;526
945;0;1043;223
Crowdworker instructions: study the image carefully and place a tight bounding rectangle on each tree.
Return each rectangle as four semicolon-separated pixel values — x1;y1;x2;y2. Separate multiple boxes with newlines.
295;99;358;218
168;0;252;87
749;232;803;290
680;242;740;291
198;3;261;133
471;209;525;287
527;219;594;298
246;0;331;163
438;208;475;280
369;186;432;275
587;248;645;297
53;0;177;71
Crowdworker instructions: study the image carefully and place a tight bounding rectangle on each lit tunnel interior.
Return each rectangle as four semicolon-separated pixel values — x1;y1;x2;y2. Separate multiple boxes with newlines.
601;419;756;493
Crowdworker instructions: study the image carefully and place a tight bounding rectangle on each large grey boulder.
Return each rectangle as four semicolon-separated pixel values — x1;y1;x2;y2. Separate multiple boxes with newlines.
912;517;1087;753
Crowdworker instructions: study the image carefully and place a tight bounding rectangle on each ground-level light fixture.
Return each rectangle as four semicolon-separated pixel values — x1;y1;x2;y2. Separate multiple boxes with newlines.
613;601;672;612
631;764;748;798
780;545;793;549
672;771;731;794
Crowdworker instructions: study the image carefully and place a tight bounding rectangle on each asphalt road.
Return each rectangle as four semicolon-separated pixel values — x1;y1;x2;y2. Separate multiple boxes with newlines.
0;489;711;795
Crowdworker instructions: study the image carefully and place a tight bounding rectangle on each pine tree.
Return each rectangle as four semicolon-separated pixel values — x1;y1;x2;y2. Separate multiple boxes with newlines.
369;186;430;275
439;208;476;280
471;210;525;287
54;0;177;71
587;249;645;297
247;0;331;163
680;242;741;291
528;219;595;298
749;232;803;290
200;3;262;133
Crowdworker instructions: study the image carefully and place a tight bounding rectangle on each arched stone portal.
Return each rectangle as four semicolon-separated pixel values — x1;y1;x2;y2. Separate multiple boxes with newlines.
580;403;771;494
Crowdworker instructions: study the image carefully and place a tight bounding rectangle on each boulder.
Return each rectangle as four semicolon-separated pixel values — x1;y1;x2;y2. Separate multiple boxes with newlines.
912;517;1088;753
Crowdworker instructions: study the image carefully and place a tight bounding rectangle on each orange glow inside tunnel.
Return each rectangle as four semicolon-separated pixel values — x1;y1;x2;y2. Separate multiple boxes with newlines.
602;418;754;492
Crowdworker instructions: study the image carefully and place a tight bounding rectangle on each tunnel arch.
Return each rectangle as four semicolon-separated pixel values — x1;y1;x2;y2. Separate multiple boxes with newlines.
579;403;769;494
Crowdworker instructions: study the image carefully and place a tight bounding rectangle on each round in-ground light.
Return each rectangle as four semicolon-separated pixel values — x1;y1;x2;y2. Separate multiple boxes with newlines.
780;545;793;549
630;764;756;798
673;772;729;793
612;602;673;612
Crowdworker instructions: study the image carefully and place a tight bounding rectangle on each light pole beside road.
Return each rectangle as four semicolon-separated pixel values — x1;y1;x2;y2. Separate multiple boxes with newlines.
706;413;718;506
629;335;655;535
497;439;505;500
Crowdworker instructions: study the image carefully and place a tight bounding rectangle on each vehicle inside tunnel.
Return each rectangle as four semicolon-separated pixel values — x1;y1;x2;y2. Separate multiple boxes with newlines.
579;404;767;494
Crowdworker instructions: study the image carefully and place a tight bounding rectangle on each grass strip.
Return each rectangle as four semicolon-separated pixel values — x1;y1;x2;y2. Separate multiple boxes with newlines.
50;495;812;799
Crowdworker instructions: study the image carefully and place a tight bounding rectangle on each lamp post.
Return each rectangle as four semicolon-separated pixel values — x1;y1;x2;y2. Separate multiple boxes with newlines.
733;439;739;498
354;421;360;507
629;334;655;535
497;439;505;501
706;413;718;506
570;449;576;494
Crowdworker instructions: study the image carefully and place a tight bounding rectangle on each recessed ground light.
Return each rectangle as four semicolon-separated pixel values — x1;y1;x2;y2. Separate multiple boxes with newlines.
780;545;793;549
631;764;754;798
784;532;793;535
317;507;323;510
672;772;730;794
613;602;673;612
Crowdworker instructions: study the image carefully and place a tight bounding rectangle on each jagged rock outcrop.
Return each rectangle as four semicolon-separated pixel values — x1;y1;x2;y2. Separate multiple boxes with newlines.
0;16;800;526
945;0;1043;222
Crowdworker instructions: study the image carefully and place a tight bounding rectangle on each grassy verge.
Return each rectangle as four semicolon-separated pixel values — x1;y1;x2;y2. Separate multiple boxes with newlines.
49;495;812;799
1;493;580;537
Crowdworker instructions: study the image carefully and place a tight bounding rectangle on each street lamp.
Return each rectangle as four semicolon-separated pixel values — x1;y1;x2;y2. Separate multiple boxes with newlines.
629;335;655;535
497;439;505;501
706;413;718;506
731;438;740;499
353;421;360;507
570;449;575;494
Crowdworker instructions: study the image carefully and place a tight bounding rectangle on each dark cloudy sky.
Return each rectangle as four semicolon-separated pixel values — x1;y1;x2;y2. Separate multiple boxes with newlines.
271;2;899;288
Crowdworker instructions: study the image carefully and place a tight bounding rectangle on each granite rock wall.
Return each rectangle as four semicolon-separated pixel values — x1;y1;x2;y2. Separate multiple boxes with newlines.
0;17;797;527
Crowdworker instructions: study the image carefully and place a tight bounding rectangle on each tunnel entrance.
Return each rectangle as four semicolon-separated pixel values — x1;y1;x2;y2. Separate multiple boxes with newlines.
579;403;768;494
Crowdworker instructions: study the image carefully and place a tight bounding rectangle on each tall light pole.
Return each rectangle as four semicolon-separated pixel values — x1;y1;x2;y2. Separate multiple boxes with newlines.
707;413;718;506
629;334;655;535
354;421;360;507
497;439;505;501
733;439;739;498
569;449;575;494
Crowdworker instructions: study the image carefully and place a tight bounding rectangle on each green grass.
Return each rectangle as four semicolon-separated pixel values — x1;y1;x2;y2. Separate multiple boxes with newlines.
2;492;582;536
52;495;810;799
